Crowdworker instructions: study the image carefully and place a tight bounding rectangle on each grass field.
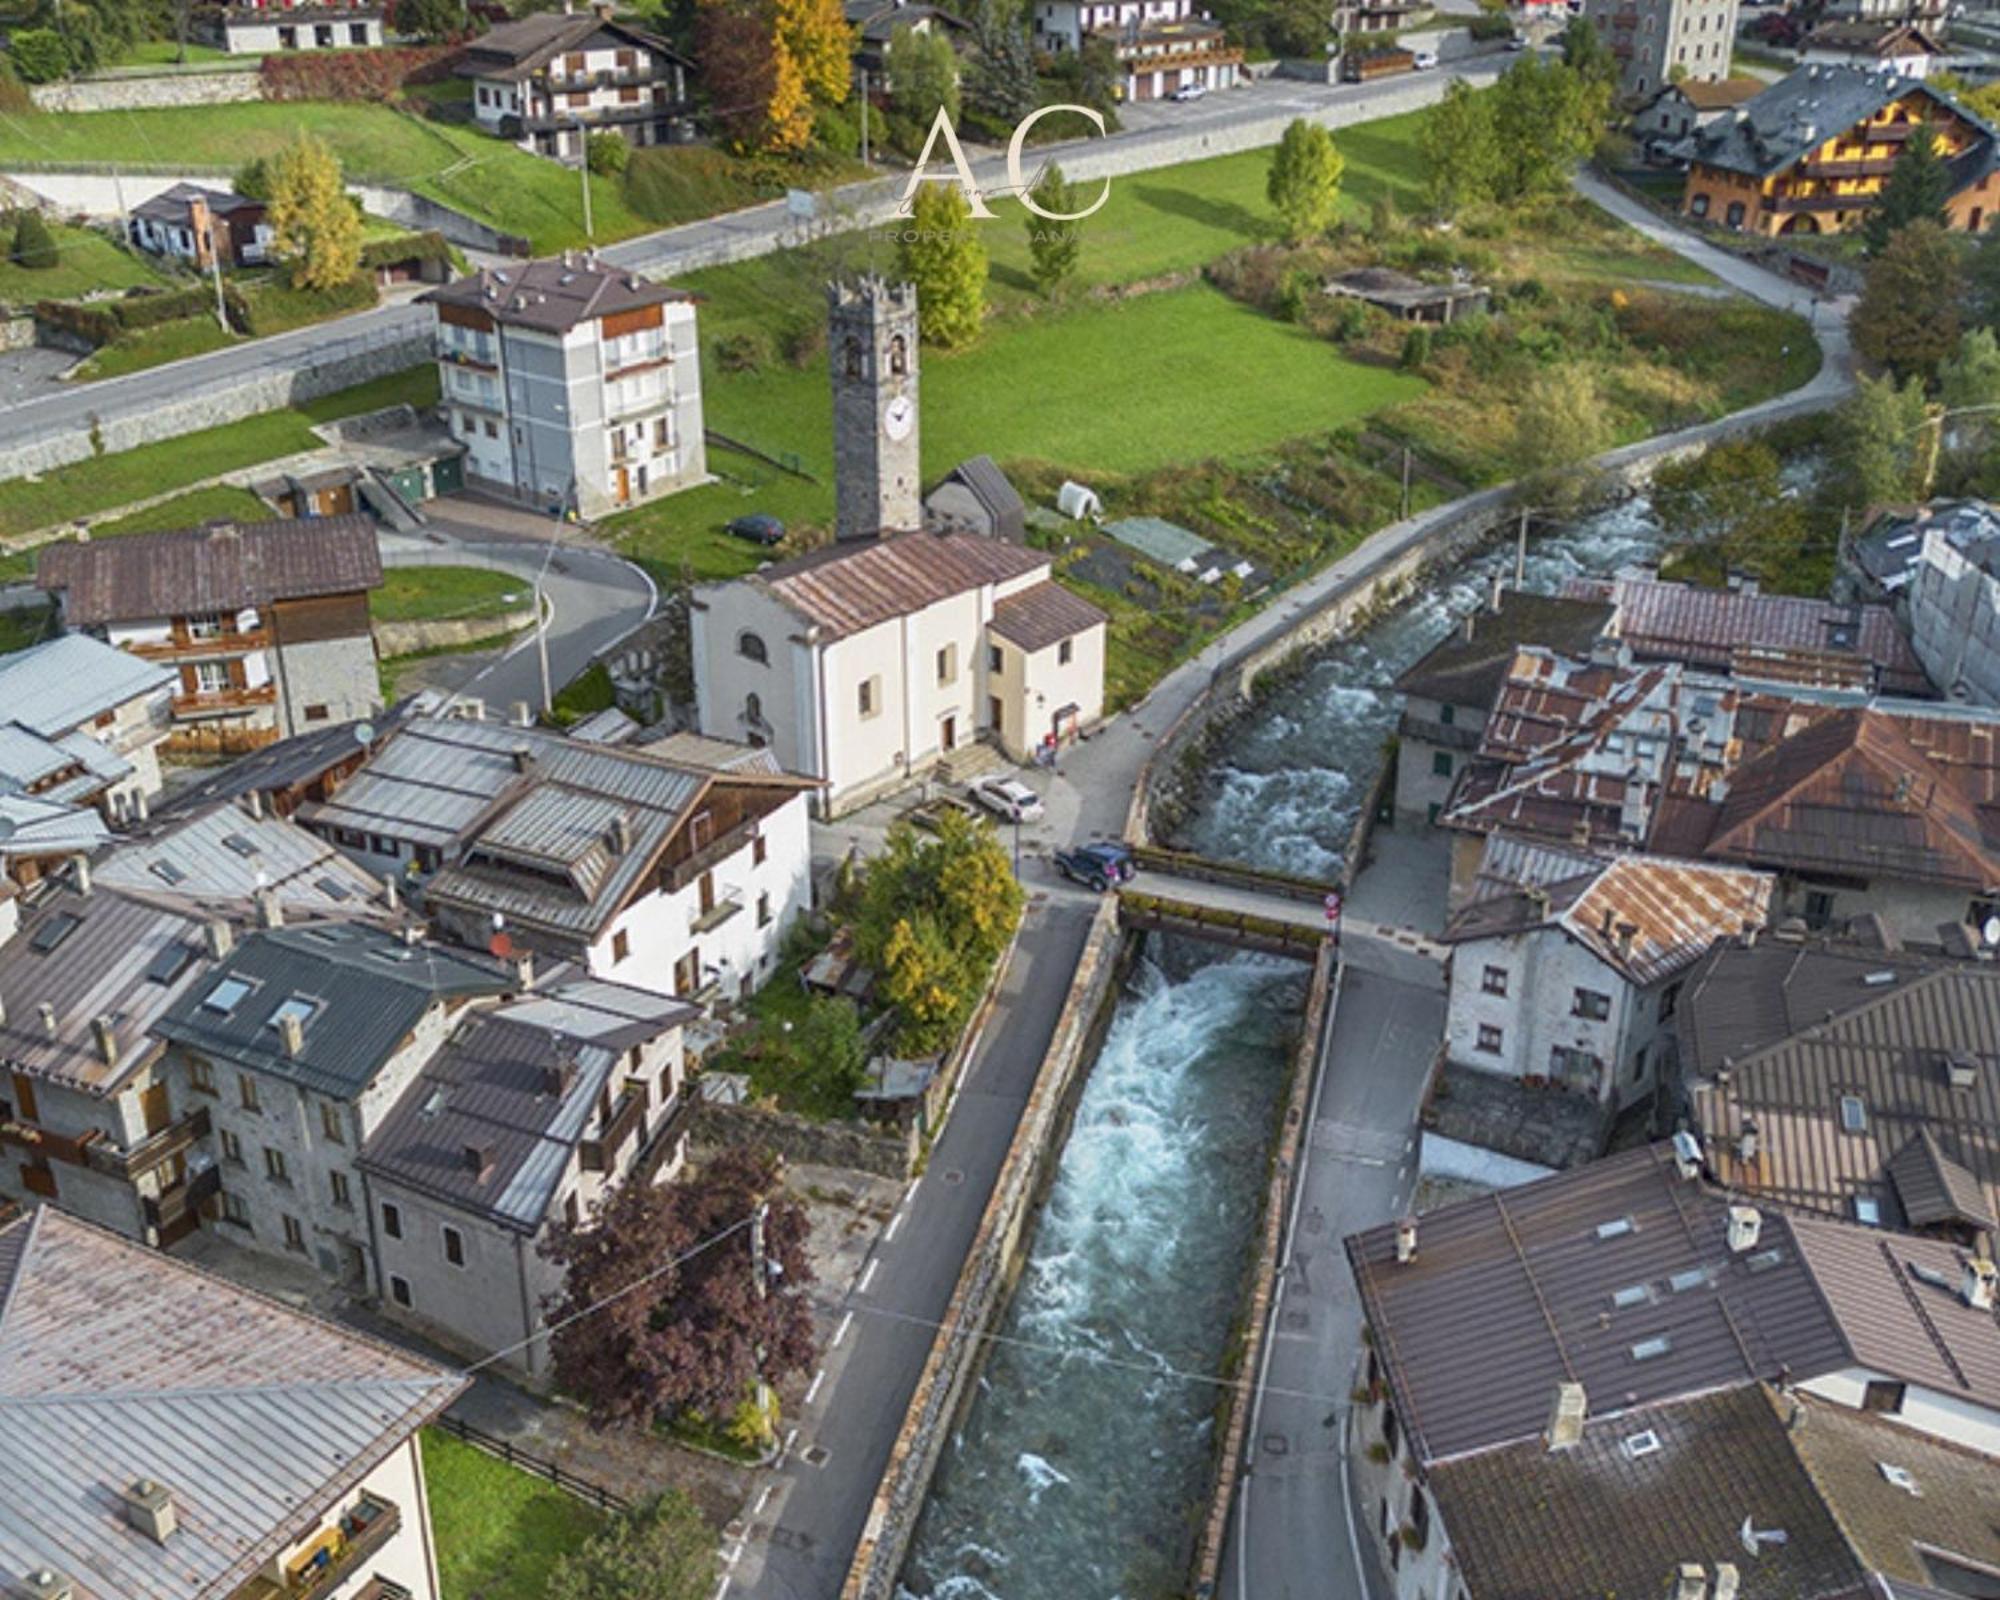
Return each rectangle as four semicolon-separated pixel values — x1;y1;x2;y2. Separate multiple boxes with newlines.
71;316;238;380
106;38;240;64
373;566;530;623
91;485;272;538
421;1430;603;1600
0;222;172;309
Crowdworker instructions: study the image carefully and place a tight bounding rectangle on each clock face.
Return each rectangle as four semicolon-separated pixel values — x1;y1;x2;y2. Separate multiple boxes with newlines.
884;394;915;442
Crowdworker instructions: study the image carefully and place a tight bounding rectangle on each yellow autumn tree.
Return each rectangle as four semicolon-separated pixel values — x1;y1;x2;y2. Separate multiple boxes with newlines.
265;134;361;293
763;38;814;154
772;0;852;107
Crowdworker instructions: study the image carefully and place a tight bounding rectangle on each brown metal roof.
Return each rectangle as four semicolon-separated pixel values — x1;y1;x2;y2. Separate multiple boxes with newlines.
988;580;1106;653
37;516;383;626
455;11;690;77
1392;592;1613;710
1887;1128;1996;1231
754;532;1049;641
420;256;692;335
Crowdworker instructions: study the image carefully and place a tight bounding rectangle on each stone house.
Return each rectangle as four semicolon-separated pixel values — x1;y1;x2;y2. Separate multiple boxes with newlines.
151;921;513;1287
0;1205;462;1600
693;531;1107;815
1582;0;1739;98
37;516;385;756
361;971;696;1379
127;182;271;270
198;0;385;51
1635;75;1764;145
1904;509;2000;706
420;255;706;518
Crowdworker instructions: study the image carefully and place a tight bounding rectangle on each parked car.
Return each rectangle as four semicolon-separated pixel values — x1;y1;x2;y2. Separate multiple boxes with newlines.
1052;841;1138;891
727;513;785;546
1168;81;1208;101
1505;32;1530;49
969;776;1046;824
1412;48;1438;68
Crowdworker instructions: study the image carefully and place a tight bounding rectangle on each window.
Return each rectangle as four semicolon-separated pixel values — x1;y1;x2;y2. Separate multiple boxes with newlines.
444;1225;466;1267
304;703;329;723
264;1147;290;1186
1690;192;1710;218
1476;1023;1504;1054
222;1192;250;1227
193;661;231;695
1840;1095;1868;1133
565;1192;581;1229
1552;1045;1599;1084
858;677;879;719
757;891;771;928
1481;965;1508;997
390;1274;412;1308
185;612;224;640
330;1170;351;1208
282;1214;306;1253
382;1200;403;1240
1059;638;1075;667
188;1058;216;1095
239;1074;260;1113
1438;703;1455;726
1573;989;1612;1021
219;1128;243;1165
269;996;317;1033
738;631;768;665
889;334;907;376
1862;1379;1906;1414
937;644;957;685
320;1101;344;1144
1431;751;1453;778
1381;1402;1399;1453
844;338;862;379
752;834;767;867
1724;200;1746;229
989;644;1003;674
612;929;631;964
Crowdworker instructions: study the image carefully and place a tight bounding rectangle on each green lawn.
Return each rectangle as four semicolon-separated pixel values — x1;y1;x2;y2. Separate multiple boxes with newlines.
0;103;642;254
91;485;272;538
421;1429;604;1600
71;315;238;380
373;566;530;624
105;38;239;64
0;222;172;309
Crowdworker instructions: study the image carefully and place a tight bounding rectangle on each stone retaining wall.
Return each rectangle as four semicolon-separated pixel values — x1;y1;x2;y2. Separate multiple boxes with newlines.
0;317;34;352
694;1101;915;1182
372;605;536;658
30;69;262;112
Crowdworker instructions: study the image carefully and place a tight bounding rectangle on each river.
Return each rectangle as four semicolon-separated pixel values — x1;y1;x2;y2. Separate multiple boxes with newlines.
898;494;1673;1600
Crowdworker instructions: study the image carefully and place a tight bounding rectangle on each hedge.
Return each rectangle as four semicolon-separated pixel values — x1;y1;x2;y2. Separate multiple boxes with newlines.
260;44;459;103
237;272;375;334
38;283;249;344
360;229;452;271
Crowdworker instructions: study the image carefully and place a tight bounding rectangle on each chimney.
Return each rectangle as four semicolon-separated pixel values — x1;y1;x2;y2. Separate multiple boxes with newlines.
1671;1128;1702;1180
510;949;536;991
1544;1381;1587;1451
1461;612;1476;644
1964;1257;1997;1312
1617;921;1638;958
609;814;633;855
511;700;533;728
122;1479;178;1545
204;919;234;961
1712;1564;1740;1600
277;1011;305;1058
1727;1204;1762;1254
401;920;425;947
593;0;614;17
90;1015;118;1069
1945;1052;1978;1091
14;1571;76;1600
72;854;91;897
244;789;264;820
37;1002;57;1038
256;887;283;930
1673;1565;1706;1600
463;1142;496;1183
133;788;148;823
510;743;535;774
1489;573;1504;614
1394;1216;1417;1264
1736;1116;1759;1165
382;874;401;912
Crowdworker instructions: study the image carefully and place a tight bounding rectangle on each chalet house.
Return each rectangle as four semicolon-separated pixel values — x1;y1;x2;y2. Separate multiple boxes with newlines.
1679;934;2000;1239
197;0;385;52
420;256;706;517
152;921;513;1287
1674;66;2000;237
0;877;220;1249
1635;74;1764;144
37;516;385;756
0;1207;462;1600
1798;19;1942;78
297;715;816;1003
361;972;696;1378
693;530;1108;816
127;182;271;270
1030;0;1242;100
149;706;405;825
1345;1144;2000;1600
845;0;970;78
458;4;694;161
0;632;174;839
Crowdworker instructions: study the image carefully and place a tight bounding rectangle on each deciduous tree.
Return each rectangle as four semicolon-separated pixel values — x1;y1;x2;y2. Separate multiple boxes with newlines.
1863;122;1951;254
1419;78;1497;218
1510;362;1609;504
1024;162;1083;296
696;0;778;153
1651;438;1812;588
886;22;960;138
1826;369;1931;510
1850;219;1962;384
7;29;69;83
1559;14;1616;92
544;1493;715;1600
1491;55;1604;199
895;182;987;347
772;0;851;107
1266;117;1344;243
395;0;463;44
265;135;362;292
540;1147;816;1430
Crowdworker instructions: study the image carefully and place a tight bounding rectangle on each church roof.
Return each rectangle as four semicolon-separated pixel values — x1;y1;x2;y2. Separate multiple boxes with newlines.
752;532;1048;640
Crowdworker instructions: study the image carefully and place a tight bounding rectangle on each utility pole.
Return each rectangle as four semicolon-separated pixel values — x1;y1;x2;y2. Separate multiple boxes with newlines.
750;1200;774;1432
1515;505;1530;589
859;68;871;168
209;241;229;334
1400;446;1412;520
577;124;594;241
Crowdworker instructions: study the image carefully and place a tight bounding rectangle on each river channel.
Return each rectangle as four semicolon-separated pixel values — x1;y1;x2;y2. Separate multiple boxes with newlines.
898;495;1673;1600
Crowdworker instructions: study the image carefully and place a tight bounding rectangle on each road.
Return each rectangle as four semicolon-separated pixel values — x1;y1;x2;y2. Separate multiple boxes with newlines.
0;60;1510;459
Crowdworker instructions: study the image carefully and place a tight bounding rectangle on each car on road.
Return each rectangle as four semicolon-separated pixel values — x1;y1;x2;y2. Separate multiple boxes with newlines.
969;776;1045;824
727;513;786;546
1168;82;1208;101
1052;841;1138;891
1505;32;1530;48
1411;48;1438;67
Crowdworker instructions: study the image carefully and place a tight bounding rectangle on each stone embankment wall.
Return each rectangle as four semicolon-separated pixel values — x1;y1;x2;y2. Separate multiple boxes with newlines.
695;1101;916;1182
30;68;261;113
371;605;536;658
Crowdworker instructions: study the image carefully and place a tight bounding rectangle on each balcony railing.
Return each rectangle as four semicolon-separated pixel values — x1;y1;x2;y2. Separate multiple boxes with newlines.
520;97;688;134
235;1494;401;1600
172;683;278;719
0;1118;96;1167
144;1162;223;1230
131;629;272;661
546;62;674;91
87;1105;211;1182
581;1087;648;1173
663;818;757;895
633;1091;696;1183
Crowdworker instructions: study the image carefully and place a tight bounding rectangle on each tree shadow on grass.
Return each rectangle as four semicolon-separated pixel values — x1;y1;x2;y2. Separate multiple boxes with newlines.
990;260;1041;297
1124;182;1270;244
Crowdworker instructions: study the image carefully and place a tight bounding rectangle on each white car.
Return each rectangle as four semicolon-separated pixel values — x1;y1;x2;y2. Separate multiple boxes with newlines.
1412;49;1439;68
970;776;1046;824
1168;82;1208;101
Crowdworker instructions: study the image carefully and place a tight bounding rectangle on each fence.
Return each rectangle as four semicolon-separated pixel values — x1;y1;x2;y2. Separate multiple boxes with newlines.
431;1413;632;1516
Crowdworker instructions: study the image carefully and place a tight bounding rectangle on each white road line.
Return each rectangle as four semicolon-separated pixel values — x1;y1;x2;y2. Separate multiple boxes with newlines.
805;1368;825;1404
713;1578;732;1600
754;1486;773;1515
883;1212;904;1244
834;1311;854;1346
858;1259;879;1294
783;1427;799;1457
724;1543;743;1568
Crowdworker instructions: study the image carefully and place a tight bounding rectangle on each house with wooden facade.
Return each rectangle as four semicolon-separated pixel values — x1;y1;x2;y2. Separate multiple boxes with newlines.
1674;65;2000;237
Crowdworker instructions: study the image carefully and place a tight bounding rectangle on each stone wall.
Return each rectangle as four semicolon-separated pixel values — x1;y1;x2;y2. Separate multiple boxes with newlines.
0;317;34;353
30;68;262;113
372;605;536;658
694;1101;915;1181
351;184;531;258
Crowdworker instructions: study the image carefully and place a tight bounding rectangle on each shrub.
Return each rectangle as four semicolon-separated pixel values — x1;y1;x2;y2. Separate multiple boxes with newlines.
715;328;772;373
8;29;69;85
0;55;34;113
235;158;273;202
1277;267;1318;324
11;211;57;271
1469;11;1513;39
782;319;825;369
586;131;629;176
259;44;457;105
814;99;861;158
359;229;452;273
1399;325;1433;370
1325;295;1377;342
237;272;375;335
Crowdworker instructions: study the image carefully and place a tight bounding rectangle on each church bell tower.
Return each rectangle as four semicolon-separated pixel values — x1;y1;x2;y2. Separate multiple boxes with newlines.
827;276;921;542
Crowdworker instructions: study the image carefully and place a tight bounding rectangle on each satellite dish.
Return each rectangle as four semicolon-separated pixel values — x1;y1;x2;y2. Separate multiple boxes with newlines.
354;722;376;746
1983;914;2000;949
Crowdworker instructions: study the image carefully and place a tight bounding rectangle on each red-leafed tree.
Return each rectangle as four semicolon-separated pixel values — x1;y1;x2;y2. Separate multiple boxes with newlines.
695;0;780;154
540;1147;816;1430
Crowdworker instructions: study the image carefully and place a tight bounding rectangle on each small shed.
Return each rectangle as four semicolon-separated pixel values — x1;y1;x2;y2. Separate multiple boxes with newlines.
802;928;877;1004
853;1053;945;1133
1325;267;1490;324
926;454;1027;543
1057;481;1102;521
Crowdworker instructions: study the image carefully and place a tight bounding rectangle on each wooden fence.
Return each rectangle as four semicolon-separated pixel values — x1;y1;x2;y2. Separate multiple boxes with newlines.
432;1414;632;1516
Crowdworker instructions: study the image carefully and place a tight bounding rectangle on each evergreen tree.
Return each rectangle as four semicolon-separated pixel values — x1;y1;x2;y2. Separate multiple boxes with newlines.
1850;220;1962;383
1863;122;1952;254
1420;77;1498;218
395;0;462;43
886;22;960;138
265;135;362;292
11;209;58;270
1024;162;1083;296
1941;324;2000;411
1266;118;1344;243
966;0;1037;127
895;183;987;349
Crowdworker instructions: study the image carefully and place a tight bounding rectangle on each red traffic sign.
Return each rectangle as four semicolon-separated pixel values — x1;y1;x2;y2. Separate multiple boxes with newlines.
1323;892;1343;923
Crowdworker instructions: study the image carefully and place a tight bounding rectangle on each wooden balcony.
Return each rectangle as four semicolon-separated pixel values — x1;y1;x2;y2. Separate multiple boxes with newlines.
581;1087;648;1173
130;629;272;662
633;1091;696;1183
233;1493;401;1600
145;1163;223;1235
0;1118;97;1168
663;818;757;894
86;1105;211;1182
172;683;278;720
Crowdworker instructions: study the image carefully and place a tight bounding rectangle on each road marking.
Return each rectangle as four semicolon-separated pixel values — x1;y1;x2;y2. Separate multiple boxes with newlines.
754;1486;773;1515
859;1259;879;1294
724;1543;743;1568
805;1368;825;1404
713;1579;731;1600
783;1427;799;1458
834;1311;854;1347
883;1211;904;1244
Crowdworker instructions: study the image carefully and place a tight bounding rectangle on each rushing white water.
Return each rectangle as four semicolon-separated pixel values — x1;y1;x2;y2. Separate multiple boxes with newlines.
900;950;1304;1600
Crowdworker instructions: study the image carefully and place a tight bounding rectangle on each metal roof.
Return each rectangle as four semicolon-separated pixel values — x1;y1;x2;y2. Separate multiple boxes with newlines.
151;922;511;1101
1102;515;1215;571
0;633;172;738
1392;592;1613;710
930;455;1025;538
636;731;784;774
130;180;263;225
746;531;1048;641
1674;67;1970;179
454;12;690;77
151;709;401;820
0;794;109;864
97;802;391;922
419;255;692;334
0;1207;462;1600
987;581;1107;654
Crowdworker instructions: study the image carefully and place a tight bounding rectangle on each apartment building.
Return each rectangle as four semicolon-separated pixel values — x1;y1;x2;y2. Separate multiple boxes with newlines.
361;972;696;1378
0;1206;461;1600
37;516;385;755
1583;0;1740;98
1031;0;1242;98
420;256;706;518
198;0;385;51
0;632;174;837
459;3;694;161
1905;505;2000;705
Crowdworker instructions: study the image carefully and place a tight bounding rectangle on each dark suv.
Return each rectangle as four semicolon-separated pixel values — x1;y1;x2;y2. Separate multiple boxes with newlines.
1053;842;1138;891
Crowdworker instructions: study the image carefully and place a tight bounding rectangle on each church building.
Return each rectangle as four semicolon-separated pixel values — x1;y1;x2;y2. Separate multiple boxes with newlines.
689;276;1107;817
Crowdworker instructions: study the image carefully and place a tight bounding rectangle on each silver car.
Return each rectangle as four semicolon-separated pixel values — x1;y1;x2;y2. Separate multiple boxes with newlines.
970;776;1046;824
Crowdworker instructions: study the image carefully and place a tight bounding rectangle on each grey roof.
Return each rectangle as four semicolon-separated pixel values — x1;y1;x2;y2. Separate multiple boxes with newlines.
928;455;1026;540
636;730;784;774
151;709;401;820
0;633;172;738
419;257;692;335
152;922;511;1101
130;180;263;226
456;11;689;77
1886;1128;1995;1231
360;973;693;1233
1393;591;1614;709
0;1206;462;1600
97;801;390;922
1676;66;1979;179
0;886;211;1095
0;793;109;864
988;580;1107;653
567;706;640;746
